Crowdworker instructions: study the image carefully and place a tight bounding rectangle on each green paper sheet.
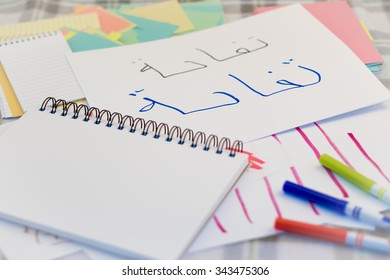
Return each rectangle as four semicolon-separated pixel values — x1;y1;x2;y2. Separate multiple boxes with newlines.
67;31;121;52
116;12;178;43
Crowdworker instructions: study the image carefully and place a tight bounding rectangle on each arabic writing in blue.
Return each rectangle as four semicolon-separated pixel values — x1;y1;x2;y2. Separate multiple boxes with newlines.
129;90;240;115
128;59;322;115
228;59;322;97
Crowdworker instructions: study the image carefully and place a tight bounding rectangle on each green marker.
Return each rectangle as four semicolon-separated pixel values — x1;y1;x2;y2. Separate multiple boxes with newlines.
319;153;390;205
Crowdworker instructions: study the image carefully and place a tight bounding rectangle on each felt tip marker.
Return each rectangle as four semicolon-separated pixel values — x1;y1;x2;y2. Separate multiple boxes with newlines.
319;153;390;205
275;217;390;254
283;181;390;229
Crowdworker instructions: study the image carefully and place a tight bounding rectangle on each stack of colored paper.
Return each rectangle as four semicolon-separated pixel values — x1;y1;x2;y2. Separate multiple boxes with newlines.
0;1;389;261
254;1;383;72
0;0;225;119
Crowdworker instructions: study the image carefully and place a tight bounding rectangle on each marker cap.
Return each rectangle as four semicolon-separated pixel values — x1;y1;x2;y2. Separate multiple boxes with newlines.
319;154;375;192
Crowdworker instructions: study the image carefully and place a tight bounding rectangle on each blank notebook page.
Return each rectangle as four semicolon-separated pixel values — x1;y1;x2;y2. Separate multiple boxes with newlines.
0;32;84;112
0;100;248;259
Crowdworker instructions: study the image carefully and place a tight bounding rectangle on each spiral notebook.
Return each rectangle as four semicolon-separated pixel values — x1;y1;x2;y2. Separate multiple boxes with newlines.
0;97;248;259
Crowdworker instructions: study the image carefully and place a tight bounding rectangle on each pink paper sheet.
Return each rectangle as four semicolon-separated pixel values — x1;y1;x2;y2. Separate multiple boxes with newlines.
254;1;383;65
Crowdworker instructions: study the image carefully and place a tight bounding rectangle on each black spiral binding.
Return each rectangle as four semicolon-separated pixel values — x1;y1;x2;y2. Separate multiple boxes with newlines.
39;97;244;157
0;31;58;46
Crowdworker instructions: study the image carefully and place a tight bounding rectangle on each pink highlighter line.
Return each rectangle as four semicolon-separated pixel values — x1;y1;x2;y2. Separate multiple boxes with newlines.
348;132;390;184
296;127;349;198
314;122;353;168
273;133;319;214
290;166;303;185
213;215;227;233
290;166;320;215
264;176;282;217
295;127;321;158
272;134;281;143
235;188;253;224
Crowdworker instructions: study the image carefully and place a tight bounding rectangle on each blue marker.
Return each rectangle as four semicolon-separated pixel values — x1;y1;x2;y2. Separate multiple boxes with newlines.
283;181;390;229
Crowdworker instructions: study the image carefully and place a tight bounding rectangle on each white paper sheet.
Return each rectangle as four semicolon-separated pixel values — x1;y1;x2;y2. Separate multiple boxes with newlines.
67;4;389;142
5;102;387;258
192;99;390;251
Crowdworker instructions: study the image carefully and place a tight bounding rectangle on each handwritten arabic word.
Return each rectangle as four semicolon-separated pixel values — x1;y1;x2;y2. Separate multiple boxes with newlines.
229;59;322;97
129;90;240;115
136;36;269;79
128;59;321;115
196;37;269;62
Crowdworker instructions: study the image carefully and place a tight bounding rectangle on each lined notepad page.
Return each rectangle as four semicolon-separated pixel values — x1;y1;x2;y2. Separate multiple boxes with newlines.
0;32;84;112
0;13;99;117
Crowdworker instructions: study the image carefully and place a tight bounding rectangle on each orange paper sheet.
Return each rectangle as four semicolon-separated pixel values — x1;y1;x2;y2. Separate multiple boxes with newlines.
74;6;135;33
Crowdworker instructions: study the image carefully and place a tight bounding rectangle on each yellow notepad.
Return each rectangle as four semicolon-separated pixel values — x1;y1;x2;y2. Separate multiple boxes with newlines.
0;14;99;118
0;14;100;40
0;63;23;118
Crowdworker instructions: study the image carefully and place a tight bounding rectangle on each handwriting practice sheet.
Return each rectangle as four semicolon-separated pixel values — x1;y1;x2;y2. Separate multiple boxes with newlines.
190;101;390;253
2;98;389;259
68;4;389;142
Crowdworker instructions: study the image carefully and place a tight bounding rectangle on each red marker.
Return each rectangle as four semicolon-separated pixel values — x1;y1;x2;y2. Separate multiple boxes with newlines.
274;217;390;253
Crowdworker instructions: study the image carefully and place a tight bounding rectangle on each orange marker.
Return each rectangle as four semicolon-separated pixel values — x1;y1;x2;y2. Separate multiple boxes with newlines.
274;217;390;253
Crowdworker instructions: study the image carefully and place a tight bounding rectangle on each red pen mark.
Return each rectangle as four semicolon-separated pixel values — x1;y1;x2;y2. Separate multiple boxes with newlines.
264;176;282;217
247;153;265;170
348;132;390;184
230;149;265;170
296;127;348;198
213;215;227;233
314;122;353;168
235;188;253;223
